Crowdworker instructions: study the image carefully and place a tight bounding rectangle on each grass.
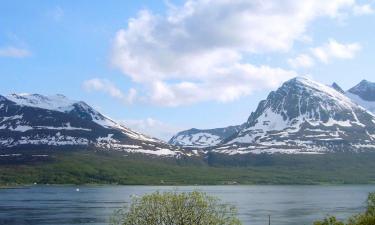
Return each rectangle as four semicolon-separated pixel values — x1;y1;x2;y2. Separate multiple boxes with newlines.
1;149;375;185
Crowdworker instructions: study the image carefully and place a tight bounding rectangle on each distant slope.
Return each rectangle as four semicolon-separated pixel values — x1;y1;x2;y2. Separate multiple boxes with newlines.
0;94;187;157
169;125;244;148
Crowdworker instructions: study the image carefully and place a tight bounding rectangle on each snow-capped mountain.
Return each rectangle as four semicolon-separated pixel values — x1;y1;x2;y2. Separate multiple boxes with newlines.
346;80;375;113
0;94;185;157
212;77;375;154
168;125;244;148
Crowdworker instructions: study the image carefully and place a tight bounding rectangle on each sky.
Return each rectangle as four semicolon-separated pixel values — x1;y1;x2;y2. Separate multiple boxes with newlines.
1;0;375;141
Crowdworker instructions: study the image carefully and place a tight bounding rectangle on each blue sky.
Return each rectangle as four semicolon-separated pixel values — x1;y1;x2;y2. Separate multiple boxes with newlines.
1;0;374;140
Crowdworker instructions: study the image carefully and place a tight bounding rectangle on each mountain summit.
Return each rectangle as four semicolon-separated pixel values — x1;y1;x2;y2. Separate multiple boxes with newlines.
331;82;345;94
346;80;375;113
175;77;375;154
216;77;375;154
348;80;375;102
0;94;185;157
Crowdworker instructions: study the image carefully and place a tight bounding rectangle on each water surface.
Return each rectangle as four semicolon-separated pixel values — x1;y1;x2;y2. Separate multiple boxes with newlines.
0;185;374;225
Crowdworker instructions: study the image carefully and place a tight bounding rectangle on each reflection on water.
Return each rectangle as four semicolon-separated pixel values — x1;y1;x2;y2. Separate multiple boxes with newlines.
0;185;373;225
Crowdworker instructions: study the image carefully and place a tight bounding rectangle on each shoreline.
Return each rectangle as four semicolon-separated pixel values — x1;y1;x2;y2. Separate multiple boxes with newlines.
2;183;375;189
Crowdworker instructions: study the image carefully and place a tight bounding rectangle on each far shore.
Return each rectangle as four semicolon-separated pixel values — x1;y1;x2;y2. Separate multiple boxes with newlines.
2;183;375;189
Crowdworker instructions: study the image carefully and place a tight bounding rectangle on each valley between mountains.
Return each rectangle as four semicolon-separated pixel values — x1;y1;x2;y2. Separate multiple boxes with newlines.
1;77;375;185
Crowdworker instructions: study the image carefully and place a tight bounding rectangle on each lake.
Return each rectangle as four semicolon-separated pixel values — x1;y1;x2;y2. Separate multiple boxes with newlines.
0;185;374;225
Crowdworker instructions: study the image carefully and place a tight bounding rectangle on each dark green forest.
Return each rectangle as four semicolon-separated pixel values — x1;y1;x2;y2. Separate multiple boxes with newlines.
2;149;375;186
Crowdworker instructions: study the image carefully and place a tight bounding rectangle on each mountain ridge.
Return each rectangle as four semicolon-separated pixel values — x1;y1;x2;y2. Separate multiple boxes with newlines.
168;125;244;148
171;77;375;154
0;93;188;157
346;80;375;113
2;77;375;156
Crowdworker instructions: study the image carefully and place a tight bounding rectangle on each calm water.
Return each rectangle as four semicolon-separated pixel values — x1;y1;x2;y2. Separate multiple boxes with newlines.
0;185;374;225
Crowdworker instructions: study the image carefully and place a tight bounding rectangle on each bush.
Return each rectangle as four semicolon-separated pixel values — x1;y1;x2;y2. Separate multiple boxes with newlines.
110;191;241;225
313;216;344;225
314;192;375;225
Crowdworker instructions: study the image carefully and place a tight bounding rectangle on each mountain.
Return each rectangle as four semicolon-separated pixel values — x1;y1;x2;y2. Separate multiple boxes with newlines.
168;125;244;148
211;77;375;154
331;82;345;94
0;93;186;157
346;80;375;113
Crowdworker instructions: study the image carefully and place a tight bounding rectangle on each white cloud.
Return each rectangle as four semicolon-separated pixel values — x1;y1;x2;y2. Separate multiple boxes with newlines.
288;54;315;68
353;4;374;15
311;39;362;63
0;46;31;58
147;65;297;106
82;78;137;104
109;0;369;106
121;118;182;141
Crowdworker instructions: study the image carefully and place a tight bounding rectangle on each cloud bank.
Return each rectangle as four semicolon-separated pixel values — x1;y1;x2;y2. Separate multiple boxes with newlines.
288;39;362;68
121;118;182;141
83;78;137;104
311;39;362;63
105;0;372;106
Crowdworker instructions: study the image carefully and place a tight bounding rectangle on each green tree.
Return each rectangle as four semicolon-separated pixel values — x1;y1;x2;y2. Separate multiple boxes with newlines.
110;191;241;225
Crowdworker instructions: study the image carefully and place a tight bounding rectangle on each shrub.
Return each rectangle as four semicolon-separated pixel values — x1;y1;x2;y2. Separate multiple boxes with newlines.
313;216;344;225
110;191;241;225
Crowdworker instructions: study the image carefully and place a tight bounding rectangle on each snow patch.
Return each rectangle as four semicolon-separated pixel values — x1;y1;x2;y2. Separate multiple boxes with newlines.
7;93;76;112
172;132;221;147
9;125;33;132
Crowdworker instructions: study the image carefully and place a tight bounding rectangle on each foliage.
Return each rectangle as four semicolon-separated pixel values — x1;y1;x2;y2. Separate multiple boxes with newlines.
2;150;375;185
365;192;375;215
313;216;344;225
346;214;375;225
314;193;375;225
110;191;241;225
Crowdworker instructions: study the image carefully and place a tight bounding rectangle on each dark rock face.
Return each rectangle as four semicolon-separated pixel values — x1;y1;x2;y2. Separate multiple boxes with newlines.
331;82;345;94
348;80;375;101
346;80;375;113
0;94;184;157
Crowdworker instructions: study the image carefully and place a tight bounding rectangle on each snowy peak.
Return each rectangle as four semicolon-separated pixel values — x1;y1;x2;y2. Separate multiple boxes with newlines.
252;76;359;122
346;80;375;114
218;77;375;154
7;93;77;112
169;77;375;153
348;80;375;102
6;93;118;130
0;93;184;157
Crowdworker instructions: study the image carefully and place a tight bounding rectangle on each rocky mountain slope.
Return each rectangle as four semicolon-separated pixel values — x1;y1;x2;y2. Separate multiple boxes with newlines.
0;94;186;157
214;77;375;154
346;80;375;113
169;77;375;154
168;125;244;148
